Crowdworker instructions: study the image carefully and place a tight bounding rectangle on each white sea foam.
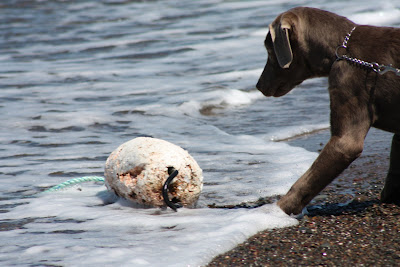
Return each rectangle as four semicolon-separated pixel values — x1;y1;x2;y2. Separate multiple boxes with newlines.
348;2;400;26
178;88;263;116
1;190;298;267
265;124;330;142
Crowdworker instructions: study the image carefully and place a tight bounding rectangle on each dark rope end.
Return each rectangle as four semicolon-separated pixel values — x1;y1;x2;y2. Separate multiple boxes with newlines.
162;167;180;211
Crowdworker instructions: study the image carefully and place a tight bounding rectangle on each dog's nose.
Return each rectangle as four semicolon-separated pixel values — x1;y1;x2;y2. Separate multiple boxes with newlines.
256;79;262;91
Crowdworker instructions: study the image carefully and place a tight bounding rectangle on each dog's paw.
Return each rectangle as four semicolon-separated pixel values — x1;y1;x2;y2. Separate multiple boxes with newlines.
380;180;400;205
277;197;304;215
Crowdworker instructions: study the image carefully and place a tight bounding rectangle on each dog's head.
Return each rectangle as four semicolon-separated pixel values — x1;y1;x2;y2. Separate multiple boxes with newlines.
256;9;313;97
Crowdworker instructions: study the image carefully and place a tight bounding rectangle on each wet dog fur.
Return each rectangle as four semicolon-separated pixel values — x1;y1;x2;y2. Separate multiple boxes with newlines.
256;7;400;215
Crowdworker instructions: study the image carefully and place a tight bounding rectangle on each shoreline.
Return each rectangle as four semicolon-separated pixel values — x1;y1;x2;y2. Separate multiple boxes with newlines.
208;128;400;266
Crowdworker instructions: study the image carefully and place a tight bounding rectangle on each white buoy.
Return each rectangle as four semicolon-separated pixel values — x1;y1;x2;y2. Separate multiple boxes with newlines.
104;137;203;209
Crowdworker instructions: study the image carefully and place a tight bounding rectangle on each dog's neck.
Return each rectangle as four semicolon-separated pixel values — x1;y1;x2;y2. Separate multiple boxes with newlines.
336;27;400;76
303;19;357;77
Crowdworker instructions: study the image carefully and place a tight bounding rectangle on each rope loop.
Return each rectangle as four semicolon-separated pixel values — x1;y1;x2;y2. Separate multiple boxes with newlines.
43;176;105;193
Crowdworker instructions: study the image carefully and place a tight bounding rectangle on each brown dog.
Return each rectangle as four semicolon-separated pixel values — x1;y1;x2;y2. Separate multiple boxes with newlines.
256;7;400;215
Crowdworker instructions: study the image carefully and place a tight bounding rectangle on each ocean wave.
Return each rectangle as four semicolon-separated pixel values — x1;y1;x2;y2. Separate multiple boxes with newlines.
265;124;330;142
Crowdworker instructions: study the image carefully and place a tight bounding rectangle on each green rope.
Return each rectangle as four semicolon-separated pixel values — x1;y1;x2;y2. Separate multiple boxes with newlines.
43;176;105;193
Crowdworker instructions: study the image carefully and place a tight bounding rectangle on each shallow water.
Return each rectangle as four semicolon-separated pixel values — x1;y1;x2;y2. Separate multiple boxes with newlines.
1;0;400;266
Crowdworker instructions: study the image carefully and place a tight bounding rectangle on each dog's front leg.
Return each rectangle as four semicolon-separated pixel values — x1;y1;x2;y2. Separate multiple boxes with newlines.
278;76;372;214
381;134;400;204
277;135;364;214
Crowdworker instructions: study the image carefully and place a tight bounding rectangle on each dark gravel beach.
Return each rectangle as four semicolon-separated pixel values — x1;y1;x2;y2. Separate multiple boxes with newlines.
209;128;400;266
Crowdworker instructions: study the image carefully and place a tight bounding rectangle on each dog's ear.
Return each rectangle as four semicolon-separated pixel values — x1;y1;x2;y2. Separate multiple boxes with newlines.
269;13;296;69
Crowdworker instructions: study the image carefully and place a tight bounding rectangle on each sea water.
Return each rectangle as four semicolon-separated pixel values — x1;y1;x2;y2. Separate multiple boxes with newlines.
1;0;399;266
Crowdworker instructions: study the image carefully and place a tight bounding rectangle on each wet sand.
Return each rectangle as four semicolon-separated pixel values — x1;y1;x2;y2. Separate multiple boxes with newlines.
208;128;400;266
